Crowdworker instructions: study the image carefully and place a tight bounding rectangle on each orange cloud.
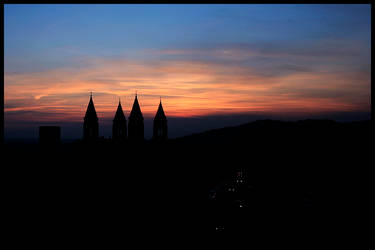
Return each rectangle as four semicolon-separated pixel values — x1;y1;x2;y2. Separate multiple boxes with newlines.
4;53;370;124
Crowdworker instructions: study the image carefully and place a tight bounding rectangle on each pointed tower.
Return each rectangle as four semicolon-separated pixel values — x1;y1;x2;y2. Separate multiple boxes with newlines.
112;100;127;141
153;99;168;141
83;93;99;140
128;93;144;142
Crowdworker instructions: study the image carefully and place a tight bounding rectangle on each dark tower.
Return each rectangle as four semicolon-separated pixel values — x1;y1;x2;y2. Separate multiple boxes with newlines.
83;93;99;140
112;100;127;141
128;93;144;142
153;99;168;141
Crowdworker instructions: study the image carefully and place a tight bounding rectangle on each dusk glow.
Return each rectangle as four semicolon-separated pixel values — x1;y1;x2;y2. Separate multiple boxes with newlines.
4;4;371;139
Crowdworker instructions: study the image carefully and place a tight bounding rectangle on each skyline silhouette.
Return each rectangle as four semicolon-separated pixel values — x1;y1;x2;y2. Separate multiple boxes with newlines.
82;92;168;141
4;110;371;142
2;4;372;239
4;115;371;234
4;4;371;141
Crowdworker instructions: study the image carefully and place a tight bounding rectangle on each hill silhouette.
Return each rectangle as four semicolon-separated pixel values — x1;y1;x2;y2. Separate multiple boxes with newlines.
4;119;372;238
172;118;369;144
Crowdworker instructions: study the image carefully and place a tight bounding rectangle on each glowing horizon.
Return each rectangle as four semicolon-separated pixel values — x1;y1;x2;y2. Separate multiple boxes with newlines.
5;50;370;122
4;4;371;137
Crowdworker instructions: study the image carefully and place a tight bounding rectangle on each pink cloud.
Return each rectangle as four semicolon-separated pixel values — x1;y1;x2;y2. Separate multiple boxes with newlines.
4;51;370;125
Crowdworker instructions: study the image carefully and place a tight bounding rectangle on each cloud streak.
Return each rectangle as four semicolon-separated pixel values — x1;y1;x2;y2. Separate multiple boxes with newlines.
5;40;370;126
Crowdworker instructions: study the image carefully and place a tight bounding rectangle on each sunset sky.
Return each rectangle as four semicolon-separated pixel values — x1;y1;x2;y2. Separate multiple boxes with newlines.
4;4;371;139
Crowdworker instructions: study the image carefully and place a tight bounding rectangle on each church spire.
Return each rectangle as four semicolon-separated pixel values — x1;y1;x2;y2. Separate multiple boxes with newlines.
155;99;166;119
129;93;143;119
85;93;97;119
153;99;167;141
112;98;127;141
83;92;99;140
113;99;126;122
128;94;144;142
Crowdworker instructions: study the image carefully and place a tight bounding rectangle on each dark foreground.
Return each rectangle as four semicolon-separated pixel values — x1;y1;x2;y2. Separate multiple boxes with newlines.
3;120;372;243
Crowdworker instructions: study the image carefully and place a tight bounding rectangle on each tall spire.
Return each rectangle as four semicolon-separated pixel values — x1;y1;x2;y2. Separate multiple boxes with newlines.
129;93;143;119
155;100;166;120
113;99;126;122
85;92;98;120
128;93;144;141
153;99;167;140
112;98;127;141
83;93;99;140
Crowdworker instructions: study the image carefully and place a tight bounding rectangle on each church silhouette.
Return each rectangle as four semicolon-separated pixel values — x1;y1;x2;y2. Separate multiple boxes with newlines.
83;93;167;141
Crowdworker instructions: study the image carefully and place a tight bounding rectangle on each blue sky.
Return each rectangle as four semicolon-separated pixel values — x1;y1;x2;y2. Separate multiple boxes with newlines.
5;4;370;73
